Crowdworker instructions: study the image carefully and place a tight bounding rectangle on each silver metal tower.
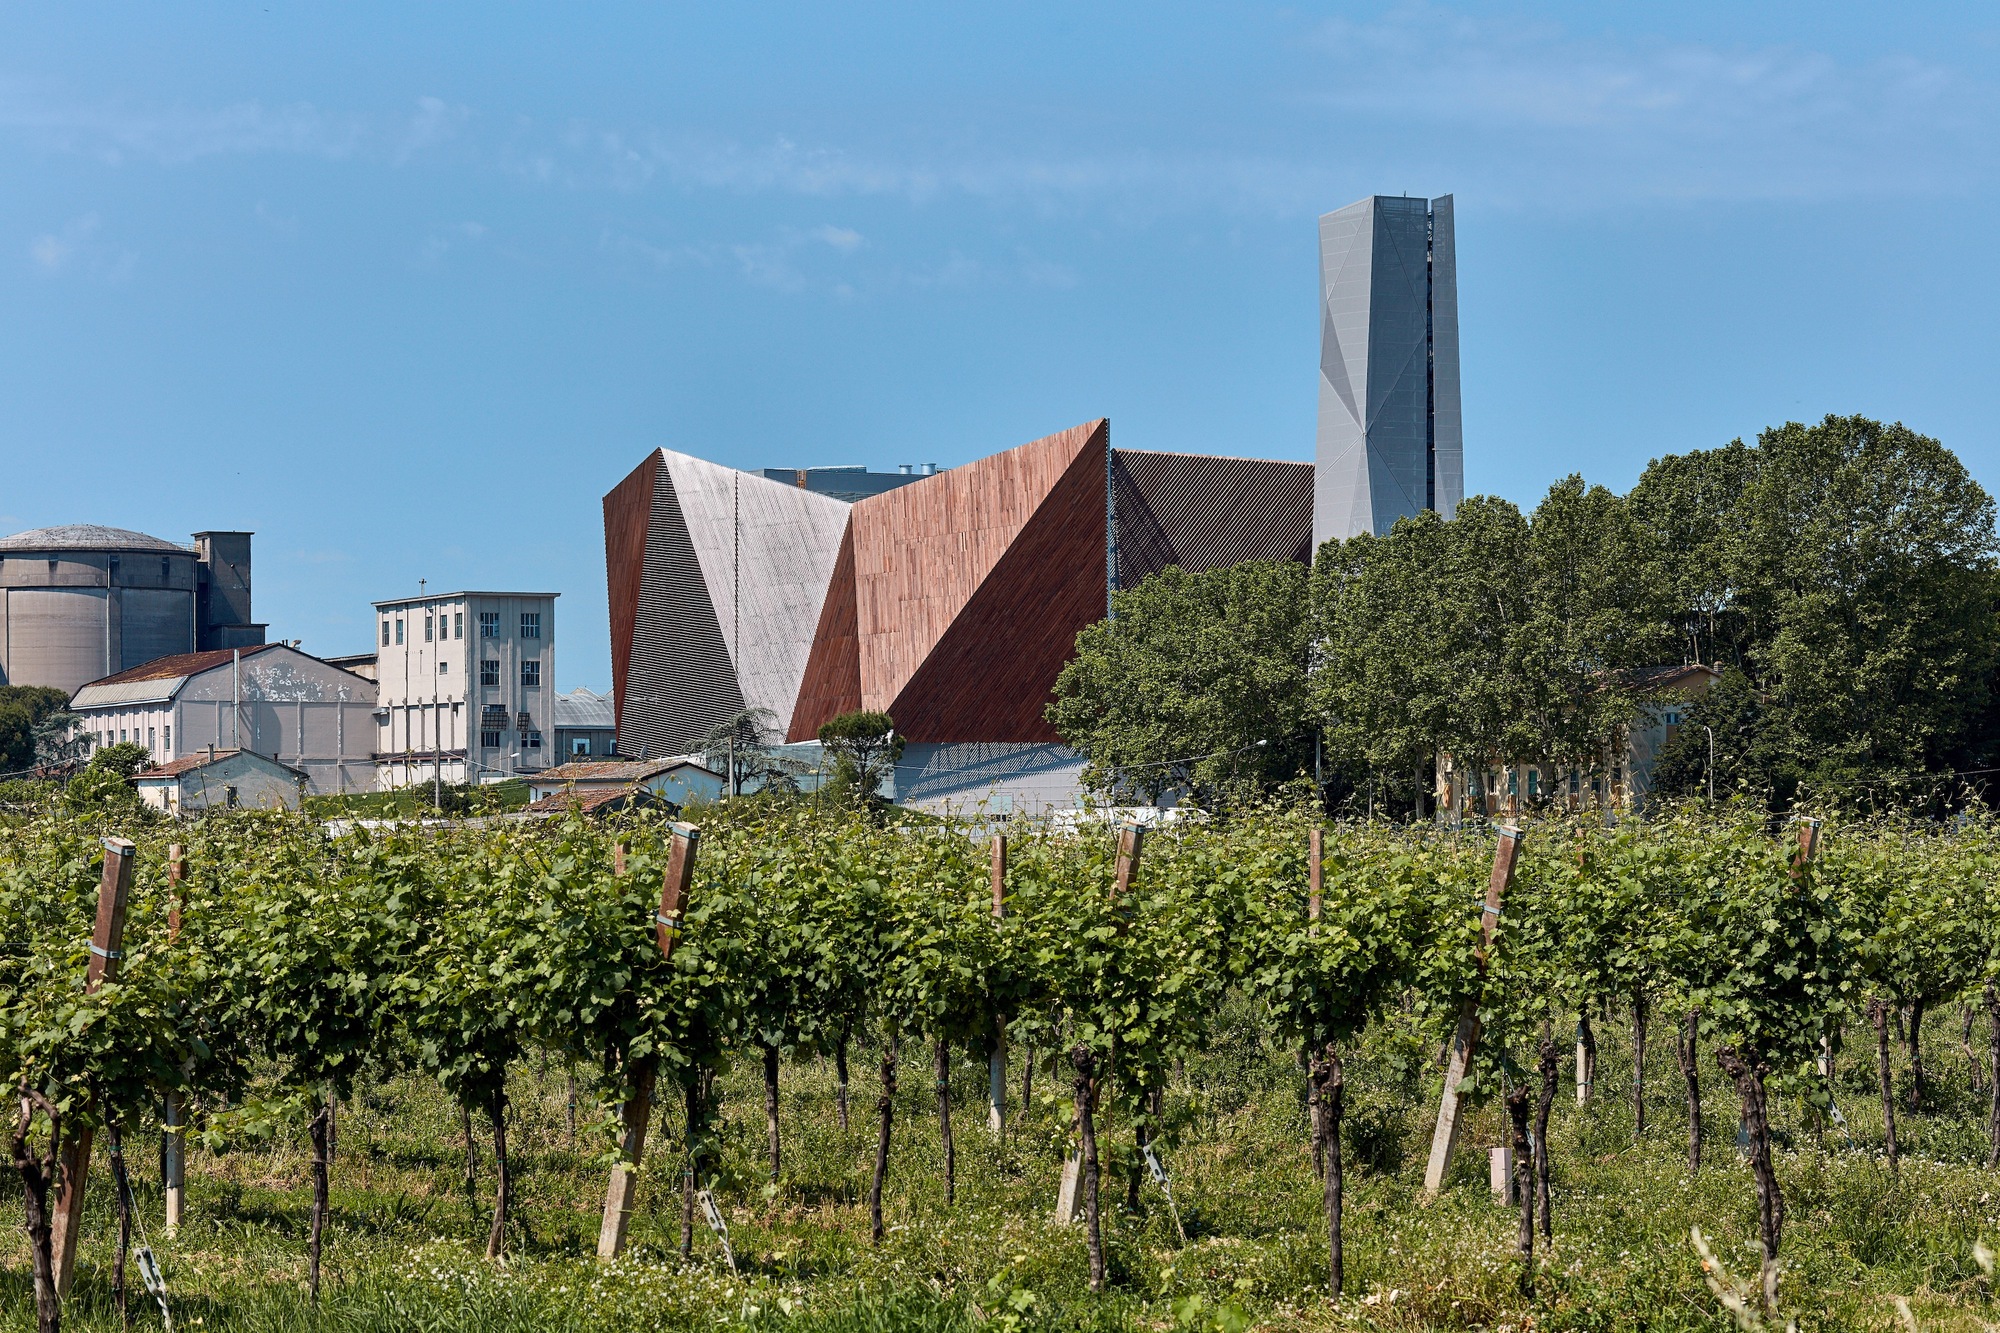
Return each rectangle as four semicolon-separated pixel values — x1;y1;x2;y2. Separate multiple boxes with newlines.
1313;194;1462;548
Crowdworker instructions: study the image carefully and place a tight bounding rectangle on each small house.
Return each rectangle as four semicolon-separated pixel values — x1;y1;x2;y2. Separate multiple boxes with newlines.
526;756;725;808
132;747;308;815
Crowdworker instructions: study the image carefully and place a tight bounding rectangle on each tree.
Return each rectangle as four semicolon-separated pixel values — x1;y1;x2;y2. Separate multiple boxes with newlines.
1637;416;2000;806
702;707;784;798
0;687;78;774
817;710;903;806
1314;483;1673;812
1049;561;1312;804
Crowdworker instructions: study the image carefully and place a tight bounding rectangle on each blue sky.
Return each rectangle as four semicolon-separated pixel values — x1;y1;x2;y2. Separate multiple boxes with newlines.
3;2;1996;689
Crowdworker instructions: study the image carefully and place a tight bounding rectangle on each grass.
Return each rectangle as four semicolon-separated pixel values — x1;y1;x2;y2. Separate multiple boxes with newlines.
7;993;2000;1331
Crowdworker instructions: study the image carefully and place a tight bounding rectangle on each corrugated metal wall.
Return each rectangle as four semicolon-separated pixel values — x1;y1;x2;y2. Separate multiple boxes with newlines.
620;462;745;758
1112;450;1313;588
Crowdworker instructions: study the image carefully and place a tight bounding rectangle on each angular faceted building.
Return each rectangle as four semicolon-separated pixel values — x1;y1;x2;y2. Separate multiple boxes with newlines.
603;422;1313;793
1314;194;1463;547
786;420;1313;745
603;448;851;758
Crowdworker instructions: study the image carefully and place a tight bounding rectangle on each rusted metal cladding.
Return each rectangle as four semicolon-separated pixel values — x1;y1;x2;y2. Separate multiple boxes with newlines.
1111;450;1313;589
788;420;1109;743
603;451;660;742
790;527;862;735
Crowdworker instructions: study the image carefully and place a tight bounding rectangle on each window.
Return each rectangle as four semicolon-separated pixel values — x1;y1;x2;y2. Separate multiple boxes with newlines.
524;729;543;749
425;614;434;643
454;611;463;640
521;660;541;688
520;612;541;639
147;727;156;751
395;618;405;645
572;736;591;756
481;729;502;749
120;729;127;744
381;618;391;646
480;611;500;638
439;661;449;675
163;725;170;752
1527;770;1539;798
481;660;500;687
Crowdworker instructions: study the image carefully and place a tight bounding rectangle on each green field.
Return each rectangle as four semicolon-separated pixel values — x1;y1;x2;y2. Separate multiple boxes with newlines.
8;989;1998;1332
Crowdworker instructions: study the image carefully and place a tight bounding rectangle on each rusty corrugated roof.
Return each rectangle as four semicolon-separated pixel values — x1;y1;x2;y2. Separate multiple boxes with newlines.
80;644;280;688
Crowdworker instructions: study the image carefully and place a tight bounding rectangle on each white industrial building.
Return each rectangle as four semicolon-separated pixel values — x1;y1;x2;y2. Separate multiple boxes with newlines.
69;644;377;794
372;590;558;788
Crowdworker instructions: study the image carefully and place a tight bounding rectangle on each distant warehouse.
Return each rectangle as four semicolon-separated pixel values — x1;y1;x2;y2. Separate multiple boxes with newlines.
69;644;377;795
0;525;266;695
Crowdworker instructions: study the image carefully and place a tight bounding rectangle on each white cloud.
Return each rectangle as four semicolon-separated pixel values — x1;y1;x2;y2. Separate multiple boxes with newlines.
815;224;864;252
395;96;470;164
27;213;130;280
1298;6;1994;203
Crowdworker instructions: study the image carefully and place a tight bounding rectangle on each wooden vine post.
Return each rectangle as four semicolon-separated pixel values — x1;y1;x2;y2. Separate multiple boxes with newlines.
1421;824;1524;1197
988;834;1007;1136
163;843;188;1232
1308;827;1323;921
596;821;698;1261
51;836;137;1297
1057;821;1145;1224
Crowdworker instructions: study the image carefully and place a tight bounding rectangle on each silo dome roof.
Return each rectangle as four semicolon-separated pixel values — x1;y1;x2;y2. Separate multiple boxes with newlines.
0;524;191;554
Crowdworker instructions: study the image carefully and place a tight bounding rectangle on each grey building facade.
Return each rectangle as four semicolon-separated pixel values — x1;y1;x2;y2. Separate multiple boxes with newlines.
0;525;268;695
1314;195;1463;547
70;643;376;794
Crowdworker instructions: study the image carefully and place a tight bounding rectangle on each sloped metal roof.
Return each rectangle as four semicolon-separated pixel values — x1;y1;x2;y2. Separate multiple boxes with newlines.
554;687;616;729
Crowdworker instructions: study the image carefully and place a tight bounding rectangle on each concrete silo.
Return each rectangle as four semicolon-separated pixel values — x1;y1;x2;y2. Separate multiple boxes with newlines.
0;525;267;695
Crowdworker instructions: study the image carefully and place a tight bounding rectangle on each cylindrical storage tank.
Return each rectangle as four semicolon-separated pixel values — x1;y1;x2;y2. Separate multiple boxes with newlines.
0;525;200;695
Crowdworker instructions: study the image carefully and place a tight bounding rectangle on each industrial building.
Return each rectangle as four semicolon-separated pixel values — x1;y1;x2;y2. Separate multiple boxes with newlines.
553;687;617;759
1314;195;1463;545
371;589;558;788
604;420;1312;810
0;526;266;695
69;643;377;794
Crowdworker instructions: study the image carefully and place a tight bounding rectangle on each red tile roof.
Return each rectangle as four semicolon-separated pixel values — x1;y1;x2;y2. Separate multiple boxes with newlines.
84;644;279;687
134;748;244;779
524;785;668;815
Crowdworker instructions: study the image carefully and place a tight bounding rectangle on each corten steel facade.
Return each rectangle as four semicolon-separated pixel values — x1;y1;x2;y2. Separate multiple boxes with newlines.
604;421;1312;758
1314;194;1463;547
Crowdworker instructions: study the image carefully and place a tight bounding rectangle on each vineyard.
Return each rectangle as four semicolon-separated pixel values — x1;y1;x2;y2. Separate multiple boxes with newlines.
7;802;2000;1332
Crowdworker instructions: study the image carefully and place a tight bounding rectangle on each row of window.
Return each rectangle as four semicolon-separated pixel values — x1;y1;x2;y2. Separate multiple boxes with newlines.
382;610;542;647
95;725;168;753
473;660;540;687
479;729;542;750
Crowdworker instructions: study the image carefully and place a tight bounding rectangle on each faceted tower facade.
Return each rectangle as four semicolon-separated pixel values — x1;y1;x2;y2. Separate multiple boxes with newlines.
1313;194;1462;548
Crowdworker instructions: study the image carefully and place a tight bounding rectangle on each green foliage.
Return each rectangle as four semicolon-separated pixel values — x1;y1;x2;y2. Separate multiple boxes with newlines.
1637;415;2000;805
89;741;155;778
1049;562;1313;803
0;684;73;773
1313;481;1674;813
817;710;903;806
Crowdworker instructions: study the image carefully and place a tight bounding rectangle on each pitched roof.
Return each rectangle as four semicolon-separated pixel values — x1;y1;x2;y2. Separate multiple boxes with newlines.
531;756;716;784
553;687;616;730
1622;663;1723;692
0;525;191;554
83;643;279;687
523;785;670;816
131;748;305;782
